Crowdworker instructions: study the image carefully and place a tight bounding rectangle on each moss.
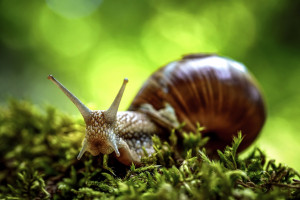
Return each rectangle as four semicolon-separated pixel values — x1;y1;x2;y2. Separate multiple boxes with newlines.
0;100;299;199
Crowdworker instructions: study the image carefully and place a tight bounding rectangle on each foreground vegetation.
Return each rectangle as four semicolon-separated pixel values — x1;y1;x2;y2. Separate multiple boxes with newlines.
0;100;299;199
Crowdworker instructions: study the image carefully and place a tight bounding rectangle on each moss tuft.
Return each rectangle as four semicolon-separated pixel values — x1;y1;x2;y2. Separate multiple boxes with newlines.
0;100;299;199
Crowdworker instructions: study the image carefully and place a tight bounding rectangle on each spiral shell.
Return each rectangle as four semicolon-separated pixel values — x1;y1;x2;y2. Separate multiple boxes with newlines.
129;54;266;152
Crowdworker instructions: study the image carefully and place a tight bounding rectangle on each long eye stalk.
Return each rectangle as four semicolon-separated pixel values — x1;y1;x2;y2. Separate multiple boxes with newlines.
104;78;128;123
48;75;91;123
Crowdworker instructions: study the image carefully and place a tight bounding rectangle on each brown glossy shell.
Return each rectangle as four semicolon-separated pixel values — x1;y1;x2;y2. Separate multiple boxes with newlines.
129;54;266;152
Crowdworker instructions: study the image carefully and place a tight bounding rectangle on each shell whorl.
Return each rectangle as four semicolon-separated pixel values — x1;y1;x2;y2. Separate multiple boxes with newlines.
129;54;266;152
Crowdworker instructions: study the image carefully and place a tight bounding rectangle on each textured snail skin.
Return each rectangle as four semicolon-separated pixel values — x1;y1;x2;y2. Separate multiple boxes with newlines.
49;54;266;166
84;111;161;166
49;75;164;166
129;54;266;153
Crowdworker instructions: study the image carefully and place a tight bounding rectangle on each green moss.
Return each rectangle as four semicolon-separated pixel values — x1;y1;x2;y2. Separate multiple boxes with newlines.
0;100;299;199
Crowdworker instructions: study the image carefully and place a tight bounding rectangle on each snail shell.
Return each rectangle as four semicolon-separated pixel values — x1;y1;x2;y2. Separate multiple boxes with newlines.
129;54;266;152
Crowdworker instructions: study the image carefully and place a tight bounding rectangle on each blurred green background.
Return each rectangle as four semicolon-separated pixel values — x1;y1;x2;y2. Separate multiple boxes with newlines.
0;0;299;170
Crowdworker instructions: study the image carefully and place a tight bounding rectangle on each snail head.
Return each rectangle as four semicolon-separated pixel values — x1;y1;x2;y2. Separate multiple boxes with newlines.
48;75;128;160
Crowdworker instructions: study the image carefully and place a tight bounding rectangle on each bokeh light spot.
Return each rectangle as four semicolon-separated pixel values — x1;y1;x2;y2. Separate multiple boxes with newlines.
141;10;219;65
38;7;100;57
45;0;102;19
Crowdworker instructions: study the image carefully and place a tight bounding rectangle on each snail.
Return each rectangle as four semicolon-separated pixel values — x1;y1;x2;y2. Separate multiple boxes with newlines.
48;54;266;166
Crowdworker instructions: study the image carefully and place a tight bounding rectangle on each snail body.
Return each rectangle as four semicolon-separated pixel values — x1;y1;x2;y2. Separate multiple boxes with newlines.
48;54;266;166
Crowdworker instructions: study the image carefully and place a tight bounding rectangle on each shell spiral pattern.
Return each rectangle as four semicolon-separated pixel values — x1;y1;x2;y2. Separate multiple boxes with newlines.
129;54;266;152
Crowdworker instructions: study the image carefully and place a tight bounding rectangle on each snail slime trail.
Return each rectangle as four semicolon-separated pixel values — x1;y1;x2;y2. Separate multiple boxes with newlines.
48;54;266;166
